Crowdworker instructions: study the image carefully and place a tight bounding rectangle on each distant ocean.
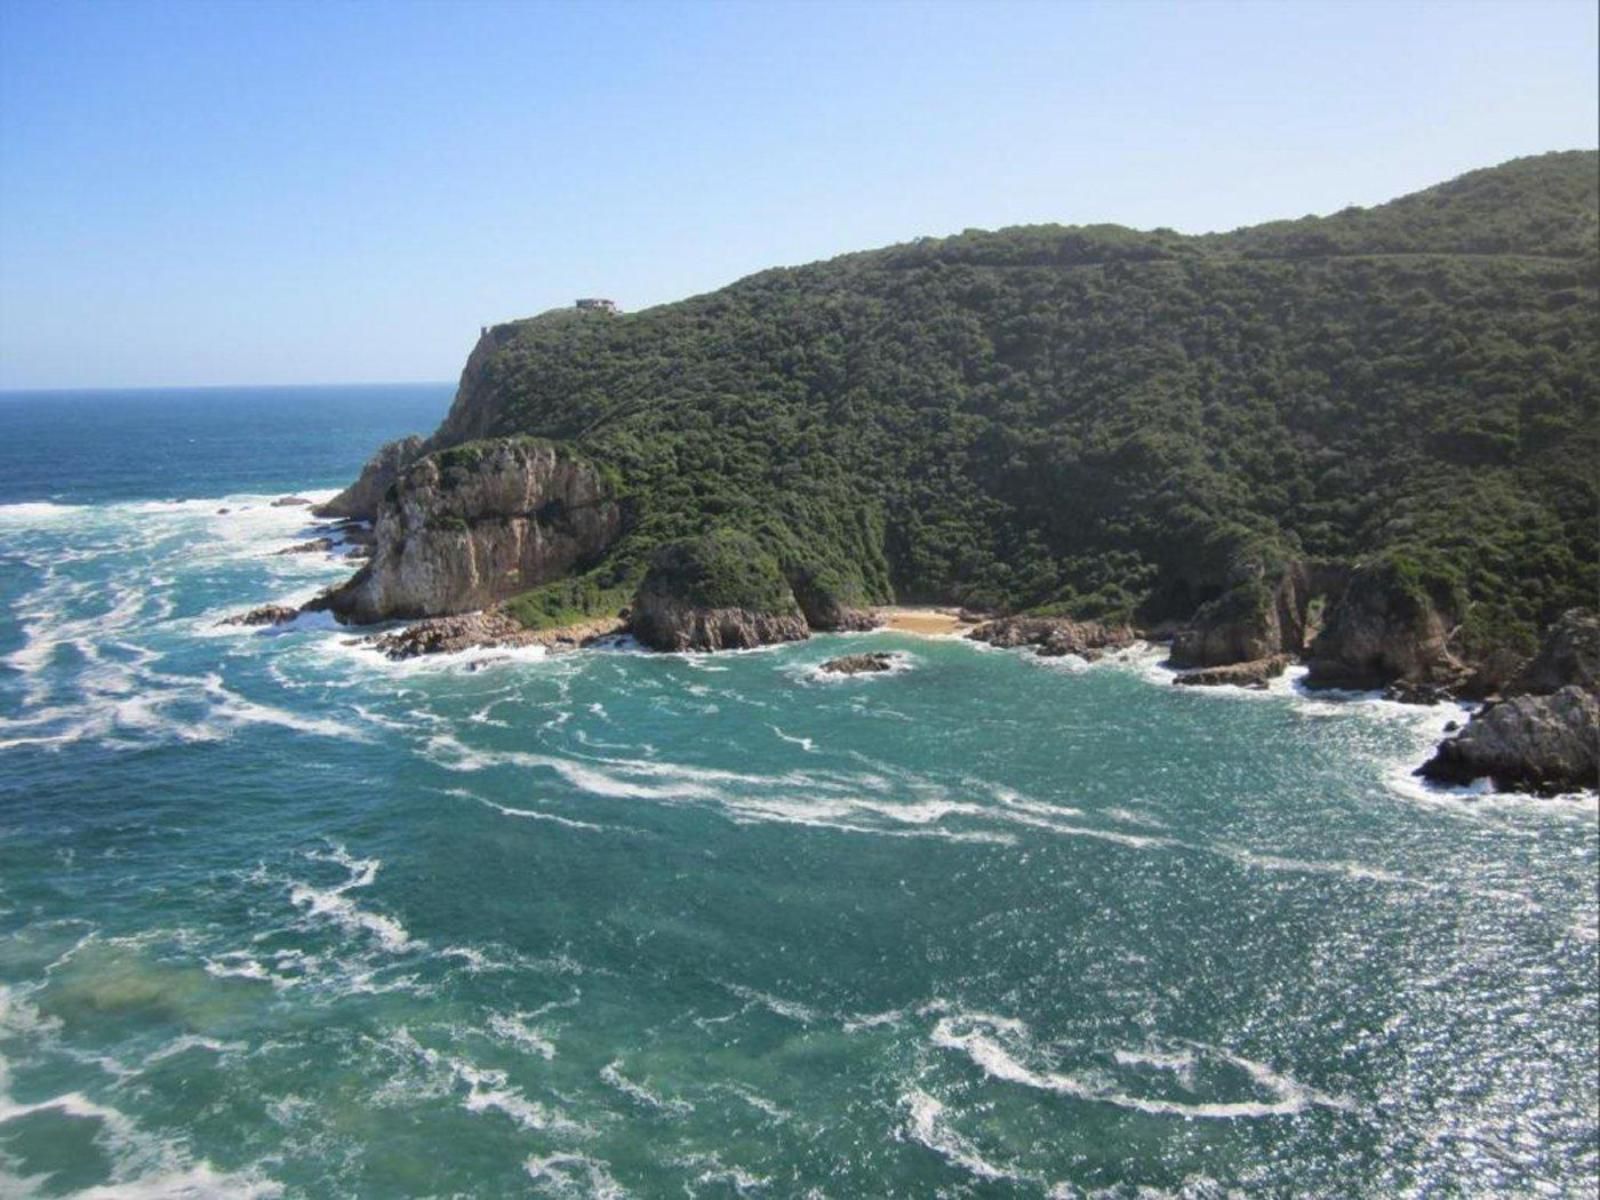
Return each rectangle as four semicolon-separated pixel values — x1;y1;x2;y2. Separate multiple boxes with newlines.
1;386;1595;1197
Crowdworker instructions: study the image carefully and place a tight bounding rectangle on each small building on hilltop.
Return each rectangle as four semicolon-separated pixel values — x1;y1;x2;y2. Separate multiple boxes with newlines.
575;298;619;313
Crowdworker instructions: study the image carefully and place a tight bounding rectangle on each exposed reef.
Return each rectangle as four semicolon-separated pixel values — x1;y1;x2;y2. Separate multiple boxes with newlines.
1173;656;1290;689
220;604;299;627
968;616;1137;661
819;652;899;675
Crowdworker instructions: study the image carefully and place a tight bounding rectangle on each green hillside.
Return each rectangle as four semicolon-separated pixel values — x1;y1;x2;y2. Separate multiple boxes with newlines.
436;151;1599;645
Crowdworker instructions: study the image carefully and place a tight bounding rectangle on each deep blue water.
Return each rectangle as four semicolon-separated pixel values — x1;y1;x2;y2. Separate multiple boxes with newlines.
0;387;1595;1198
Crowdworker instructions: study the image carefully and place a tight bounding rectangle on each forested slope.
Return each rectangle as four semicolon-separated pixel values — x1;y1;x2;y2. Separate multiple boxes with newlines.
404;151;1599;647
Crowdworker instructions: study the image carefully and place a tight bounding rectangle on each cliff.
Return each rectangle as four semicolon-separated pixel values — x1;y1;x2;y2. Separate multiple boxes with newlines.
1303;555;1467;690
312;435;425;521
321;437;621;625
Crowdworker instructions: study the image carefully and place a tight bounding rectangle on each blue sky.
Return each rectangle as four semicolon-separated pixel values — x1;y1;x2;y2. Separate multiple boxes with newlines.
1;0;1595;389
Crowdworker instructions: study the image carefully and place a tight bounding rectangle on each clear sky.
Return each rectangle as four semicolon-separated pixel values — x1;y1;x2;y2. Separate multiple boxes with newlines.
0;0;1595;389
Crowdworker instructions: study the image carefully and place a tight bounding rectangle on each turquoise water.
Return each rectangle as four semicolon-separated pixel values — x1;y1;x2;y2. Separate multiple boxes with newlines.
0;389;1595;1198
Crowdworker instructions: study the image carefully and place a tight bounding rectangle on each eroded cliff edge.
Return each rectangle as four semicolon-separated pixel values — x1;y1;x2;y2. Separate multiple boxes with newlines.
315;437;622;625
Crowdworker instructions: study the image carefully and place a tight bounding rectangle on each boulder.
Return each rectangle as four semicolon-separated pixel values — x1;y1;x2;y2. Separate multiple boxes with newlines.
271;496;312;508
1172;655;1289;689
219;604;300;627
1418;686;1599;794
819;652;899;675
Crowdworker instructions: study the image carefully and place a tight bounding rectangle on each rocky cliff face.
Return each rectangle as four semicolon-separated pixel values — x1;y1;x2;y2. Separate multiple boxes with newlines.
427;328;508;448
323;438;621;624
627;531;811;652
1170;564;1305;668
1304;558;1465;690
1419;686;1598;793
1507;608;1599;696
629;597;810;652
313;435;425;521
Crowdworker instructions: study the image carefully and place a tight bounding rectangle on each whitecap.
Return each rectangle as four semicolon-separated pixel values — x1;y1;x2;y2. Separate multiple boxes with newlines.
599;1059;693;1115
929;1012;1352;1119
524;1152;627;1198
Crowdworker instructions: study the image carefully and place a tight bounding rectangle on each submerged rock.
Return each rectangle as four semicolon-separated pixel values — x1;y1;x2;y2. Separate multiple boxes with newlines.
274;537;335;556
819;652;899;675
271;495;312;508
969;617;1136;660
219;604;299;627
1173;656;1289;689
1418;686;1598;794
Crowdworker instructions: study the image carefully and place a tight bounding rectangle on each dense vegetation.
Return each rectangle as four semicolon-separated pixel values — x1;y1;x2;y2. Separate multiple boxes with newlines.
435;152;1597;642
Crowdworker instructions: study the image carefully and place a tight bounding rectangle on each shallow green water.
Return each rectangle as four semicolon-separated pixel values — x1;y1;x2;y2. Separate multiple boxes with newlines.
0;390;1595;1197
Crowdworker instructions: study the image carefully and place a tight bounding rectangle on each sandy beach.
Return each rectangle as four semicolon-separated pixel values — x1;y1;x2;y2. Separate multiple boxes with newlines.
871;606;978;636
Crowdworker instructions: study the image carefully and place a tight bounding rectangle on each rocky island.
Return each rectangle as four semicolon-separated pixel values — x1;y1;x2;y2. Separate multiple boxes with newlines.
273;152;1594;794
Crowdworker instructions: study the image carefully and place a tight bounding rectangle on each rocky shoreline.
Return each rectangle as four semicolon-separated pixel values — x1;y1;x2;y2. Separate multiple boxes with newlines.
224;441;1596;799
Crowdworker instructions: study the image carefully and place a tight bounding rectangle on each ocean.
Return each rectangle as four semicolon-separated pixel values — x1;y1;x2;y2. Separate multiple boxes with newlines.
0;386;1594;1198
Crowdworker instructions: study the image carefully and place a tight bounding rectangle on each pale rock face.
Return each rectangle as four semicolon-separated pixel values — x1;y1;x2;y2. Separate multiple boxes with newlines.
326;439;621;624
1420;686;1599;793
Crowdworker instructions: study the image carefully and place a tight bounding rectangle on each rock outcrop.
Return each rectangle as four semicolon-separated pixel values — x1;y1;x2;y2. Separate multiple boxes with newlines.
219;604;299;627
1304;556;1466;690
629;531;810;652
1418;686;1598;793
271;495;312;508
969;616;1137;661
312;435;426;521
819;652;898;675
321;438;622;625
1173;656;1289;689
1170;564;1307;668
